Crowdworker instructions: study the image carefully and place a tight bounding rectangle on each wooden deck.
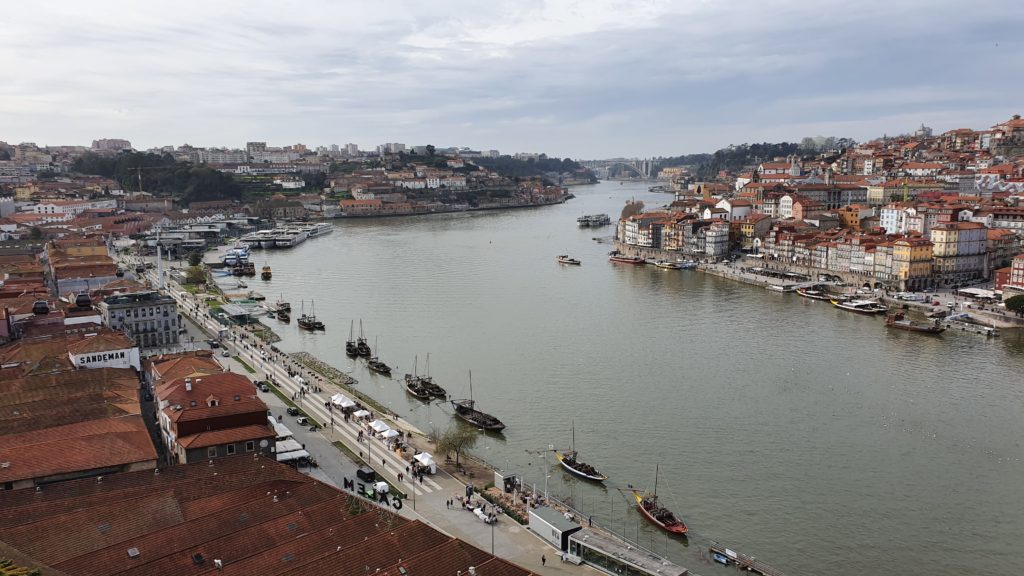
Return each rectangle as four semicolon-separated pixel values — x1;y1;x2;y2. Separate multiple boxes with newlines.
709;543;786;576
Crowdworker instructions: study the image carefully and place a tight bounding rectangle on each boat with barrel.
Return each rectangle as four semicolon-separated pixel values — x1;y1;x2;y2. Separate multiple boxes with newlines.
556;255;582;265
885;312;945;334
796;286;832;301
356;320;372;357
297;300;325;331
608;251;644;264
554;422;607;482
630;464;688;534
261;264;272;280
367;337;392;375
419;353;447;398
345;320;359;357
830;298;888;315
451;371;505;432
404;356;431;400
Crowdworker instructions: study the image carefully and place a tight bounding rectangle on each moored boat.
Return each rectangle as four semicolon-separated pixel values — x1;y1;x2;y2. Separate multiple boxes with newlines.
367;337;391;375
345;320;358;357
556;255;582;265
275;295;291;313
554;422;607;482
885;312;945;334
830;298;888;314
419;353;447;398
404;358;431;399
796;287;832;300
261;264;272;280
577;214;611;227
278;311;290;323
356;320;371;357
654;260;682;270
297;300;325;331
608;251;644;264
451;371;505;431
631;464;687;534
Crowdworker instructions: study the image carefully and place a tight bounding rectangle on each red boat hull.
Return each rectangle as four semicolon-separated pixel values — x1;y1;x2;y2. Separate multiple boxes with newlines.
633;492;688;534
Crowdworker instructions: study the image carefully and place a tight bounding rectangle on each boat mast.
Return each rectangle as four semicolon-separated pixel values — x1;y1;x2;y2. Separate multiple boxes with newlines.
349;320;354;341
654;463;659;498
571;419;576;454
426;353;431;378
414;354;418;377
469;370;474;407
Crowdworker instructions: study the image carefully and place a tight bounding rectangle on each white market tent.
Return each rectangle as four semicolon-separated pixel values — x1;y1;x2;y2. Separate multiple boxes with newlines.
276;438;303;454
272;422;293;440
353;409;371;419
369;420;390;433
413;452;436;473
382;429;400;439
276;449;310;462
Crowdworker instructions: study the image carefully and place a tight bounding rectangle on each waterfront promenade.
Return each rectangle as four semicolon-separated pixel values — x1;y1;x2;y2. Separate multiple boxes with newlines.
129;256;601;576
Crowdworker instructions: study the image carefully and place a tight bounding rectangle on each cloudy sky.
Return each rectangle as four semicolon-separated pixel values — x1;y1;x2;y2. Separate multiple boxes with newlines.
2;0;1022;158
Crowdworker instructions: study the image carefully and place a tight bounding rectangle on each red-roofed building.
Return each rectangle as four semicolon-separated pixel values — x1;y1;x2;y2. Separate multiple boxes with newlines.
155;372;274;464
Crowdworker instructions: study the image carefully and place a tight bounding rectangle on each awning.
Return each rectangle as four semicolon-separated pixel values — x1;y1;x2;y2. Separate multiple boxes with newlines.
273;422;293;439
369;420;390;433
414;452;435;466
276;449;310;462
276;438;303;453
382;429;400;439
353;409;371;418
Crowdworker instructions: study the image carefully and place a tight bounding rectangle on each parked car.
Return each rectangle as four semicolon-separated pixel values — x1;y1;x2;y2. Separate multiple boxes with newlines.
296;416;309;426
259;383;270;393
221;350;230;357
286;407;300;416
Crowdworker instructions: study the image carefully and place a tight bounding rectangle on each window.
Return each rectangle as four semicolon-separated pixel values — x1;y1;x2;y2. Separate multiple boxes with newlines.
226;444;236;455
207;447;217;458
245;441;255;452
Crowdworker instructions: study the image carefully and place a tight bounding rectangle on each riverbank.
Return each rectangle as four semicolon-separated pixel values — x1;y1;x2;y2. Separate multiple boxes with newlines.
335;194;573;219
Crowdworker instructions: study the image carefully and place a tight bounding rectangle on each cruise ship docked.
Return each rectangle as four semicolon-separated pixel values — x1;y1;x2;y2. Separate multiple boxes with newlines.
241;223;333;248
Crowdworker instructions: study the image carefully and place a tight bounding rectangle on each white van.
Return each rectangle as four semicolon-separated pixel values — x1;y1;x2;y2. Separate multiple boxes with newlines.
295;375;306;386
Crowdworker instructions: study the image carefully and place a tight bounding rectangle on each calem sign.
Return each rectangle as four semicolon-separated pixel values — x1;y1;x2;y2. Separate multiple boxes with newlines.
343;477;403;510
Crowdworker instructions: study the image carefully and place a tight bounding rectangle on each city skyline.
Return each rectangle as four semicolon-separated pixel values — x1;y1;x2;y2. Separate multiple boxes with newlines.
2;0;1023;158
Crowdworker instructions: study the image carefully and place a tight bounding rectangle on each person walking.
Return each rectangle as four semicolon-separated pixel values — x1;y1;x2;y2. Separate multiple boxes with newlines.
541;555;546;567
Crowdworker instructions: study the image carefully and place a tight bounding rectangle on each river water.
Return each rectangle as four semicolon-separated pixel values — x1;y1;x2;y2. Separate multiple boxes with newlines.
253;181;1024;576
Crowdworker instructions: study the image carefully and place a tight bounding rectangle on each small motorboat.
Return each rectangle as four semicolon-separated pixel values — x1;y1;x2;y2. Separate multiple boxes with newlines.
654;260;682;269
556;255;581;265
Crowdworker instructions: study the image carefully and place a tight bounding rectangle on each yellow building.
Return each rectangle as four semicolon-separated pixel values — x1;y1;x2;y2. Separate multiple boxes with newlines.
892;237;933;291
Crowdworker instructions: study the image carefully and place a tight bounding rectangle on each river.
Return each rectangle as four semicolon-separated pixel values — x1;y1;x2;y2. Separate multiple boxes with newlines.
250;180;1024;576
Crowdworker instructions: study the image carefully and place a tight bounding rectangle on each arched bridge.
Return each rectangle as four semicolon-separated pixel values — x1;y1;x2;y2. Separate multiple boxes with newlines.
579;158;655;180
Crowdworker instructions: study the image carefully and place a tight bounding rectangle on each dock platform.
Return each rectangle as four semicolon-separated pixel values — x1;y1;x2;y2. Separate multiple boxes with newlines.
709;543;785;576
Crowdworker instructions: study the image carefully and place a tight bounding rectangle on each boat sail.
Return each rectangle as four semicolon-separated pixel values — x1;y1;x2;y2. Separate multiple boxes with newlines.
450;371;505;431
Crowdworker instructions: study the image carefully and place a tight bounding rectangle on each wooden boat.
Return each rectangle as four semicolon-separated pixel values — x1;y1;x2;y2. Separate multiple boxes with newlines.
554;422;607;482
796;287;831;301
278;311;290;323
608;251;644;264
556;255;582;265
367;337;391;375
345;320;358;357
297;300;326;331
631;464;687;534
261;264;272;280
420;353;447;398
830;298;888;314
356;320;371;357
451;371;505;431
885;312;945;334
654;260;682;270
404;357;431;399
275;295;291;313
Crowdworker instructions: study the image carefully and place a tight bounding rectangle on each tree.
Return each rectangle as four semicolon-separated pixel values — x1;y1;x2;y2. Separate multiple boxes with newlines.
29;226;43;240
1005;295;1024;315
185;266;206;285
425;144;436;157
435;425;478;466
187;251;203;267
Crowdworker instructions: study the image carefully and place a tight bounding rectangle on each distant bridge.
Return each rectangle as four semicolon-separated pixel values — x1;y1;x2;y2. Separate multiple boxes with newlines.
579;158;655;180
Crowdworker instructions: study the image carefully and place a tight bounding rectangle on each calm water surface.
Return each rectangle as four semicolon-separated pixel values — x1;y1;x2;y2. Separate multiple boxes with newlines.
254;181;1024;576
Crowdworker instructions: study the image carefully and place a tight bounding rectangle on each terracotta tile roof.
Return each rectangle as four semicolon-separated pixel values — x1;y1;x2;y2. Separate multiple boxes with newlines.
0;415;157;485
65;331;135;354
0;457;537;576
178;424;275;449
